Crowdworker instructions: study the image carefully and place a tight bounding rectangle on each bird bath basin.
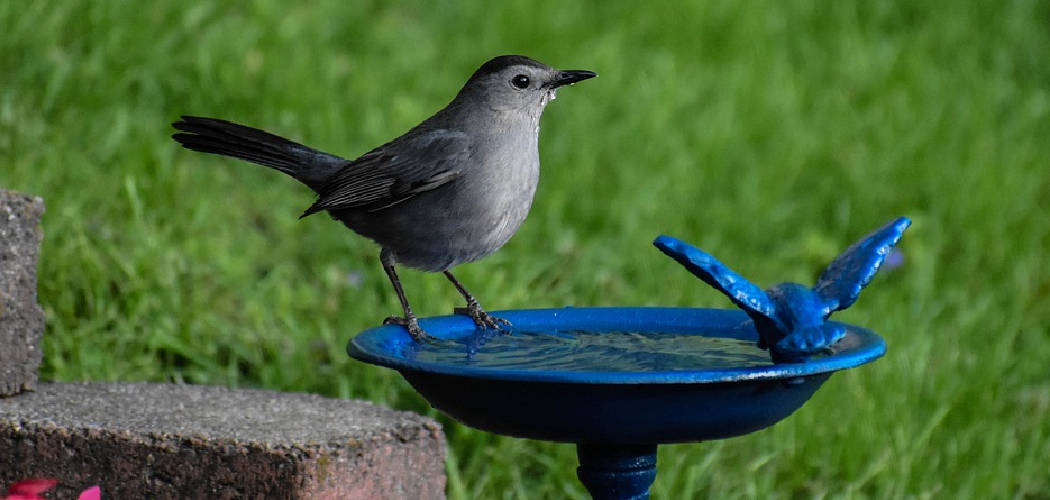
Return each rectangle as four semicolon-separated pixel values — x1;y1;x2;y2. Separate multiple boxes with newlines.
348;306;886;498
349;218;907;498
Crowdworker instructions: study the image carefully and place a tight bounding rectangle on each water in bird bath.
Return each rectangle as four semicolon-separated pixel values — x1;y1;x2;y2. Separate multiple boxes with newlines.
409;329;776;371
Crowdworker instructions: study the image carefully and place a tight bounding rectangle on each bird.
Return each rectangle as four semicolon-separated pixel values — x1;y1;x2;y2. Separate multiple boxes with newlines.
171;55;596;342
654;217;911;362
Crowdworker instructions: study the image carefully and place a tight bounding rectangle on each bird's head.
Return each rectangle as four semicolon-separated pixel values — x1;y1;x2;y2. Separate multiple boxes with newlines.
458;55;596;118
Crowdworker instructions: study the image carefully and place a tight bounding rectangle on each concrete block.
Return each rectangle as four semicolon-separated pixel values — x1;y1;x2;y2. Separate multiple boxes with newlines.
0;382;446;499
0;189;46;397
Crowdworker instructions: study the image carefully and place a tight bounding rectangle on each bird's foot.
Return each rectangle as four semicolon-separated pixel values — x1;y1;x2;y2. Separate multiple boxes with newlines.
454;302;511;331
383;315;436;343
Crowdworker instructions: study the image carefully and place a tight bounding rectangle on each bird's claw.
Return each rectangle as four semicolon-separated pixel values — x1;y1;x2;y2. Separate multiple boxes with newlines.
454;303;511;331
383;315;436;343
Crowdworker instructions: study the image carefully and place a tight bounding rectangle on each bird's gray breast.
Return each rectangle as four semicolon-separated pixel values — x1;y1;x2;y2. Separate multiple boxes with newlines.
461;134;541;258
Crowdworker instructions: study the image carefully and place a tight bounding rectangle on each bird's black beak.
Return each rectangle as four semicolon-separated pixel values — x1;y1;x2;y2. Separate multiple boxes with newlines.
546;70;597;88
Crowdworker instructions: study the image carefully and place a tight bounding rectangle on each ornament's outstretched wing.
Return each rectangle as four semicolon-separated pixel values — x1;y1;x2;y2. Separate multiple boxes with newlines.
814;217;911;312
654;236;777;322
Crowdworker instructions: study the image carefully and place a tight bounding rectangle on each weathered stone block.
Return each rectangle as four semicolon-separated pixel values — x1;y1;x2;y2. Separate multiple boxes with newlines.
0;382;446;499
0;189;45;397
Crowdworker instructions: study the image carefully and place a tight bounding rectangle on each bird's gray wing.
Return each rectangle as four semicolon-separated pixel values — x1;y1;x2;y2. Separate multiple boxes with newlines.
653;235;777;321
300;129;471;217
814;217;911;312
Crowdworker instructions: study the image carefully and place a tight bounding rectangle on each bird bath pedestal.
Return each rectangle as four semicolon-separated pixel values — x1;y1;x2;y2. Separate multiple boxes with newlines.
348;307;886;499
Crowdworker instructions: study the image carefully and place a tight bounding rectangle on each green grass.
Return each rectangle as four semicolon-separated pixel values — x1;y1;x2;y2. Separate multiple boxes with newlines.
3;1;1049;497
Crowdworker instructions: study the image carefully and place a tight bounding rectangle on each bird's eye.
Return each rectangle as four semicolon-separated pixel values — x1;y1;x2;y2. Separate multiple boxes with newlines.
511;74;530;89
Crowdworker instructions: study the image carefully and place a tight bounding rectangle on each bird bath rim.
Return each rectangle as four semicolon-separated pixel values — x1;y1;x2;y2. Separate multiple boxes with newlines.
347;306;886;385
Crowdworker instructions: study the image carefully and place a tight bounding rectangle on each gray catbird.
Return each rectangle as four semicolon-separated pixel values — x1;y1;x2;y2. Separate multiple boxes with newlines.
172;55;595;341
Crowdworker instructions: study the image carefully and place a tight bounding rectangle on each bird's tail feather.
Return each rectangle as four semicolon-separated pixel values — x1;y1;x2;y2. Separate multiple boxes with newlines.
171;116;345;191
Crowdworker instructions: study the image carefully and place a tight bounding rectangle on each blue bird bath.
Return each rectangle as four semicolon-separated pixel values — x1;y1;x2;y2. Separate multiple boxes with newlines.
348;306;886;498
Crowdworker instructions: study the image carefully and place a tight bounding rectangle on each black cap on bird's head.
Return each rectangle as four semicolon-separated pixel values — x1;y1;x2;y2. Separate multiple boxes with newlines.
471;55;551;80
460;55;596;113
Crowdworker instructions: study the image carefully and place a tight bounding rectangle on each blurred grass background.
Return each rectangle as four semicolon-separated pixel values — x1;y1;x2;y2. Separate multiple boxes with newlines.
2;1;1049;497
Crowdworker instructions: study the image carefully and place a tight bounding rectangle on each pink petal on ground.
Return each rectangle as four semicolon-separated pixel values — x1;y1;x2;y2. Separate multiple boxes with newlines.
7;478;58;495
77;486;101;500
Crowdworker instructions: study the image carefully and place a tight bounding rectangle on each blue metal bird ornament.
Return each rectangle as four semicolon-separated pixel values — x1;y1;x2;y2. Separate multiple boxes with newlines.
654;217;911;362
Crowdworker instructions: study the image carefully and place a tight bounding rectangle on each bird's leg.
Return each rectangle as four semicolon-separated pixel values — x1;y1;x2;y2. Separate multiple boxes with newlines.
443;270;511;330
379;249;432;342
